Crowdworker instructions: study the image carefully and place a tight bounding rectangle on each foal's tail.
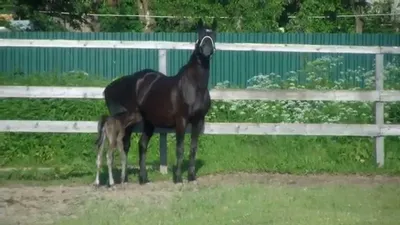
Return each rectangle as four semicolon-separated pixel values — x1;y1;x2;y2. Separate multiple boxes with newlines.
95;114;108;151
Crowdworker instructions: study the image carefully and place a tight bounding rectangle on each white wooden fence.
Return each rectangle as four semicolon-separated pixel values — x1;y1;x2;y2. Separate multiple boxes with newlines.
1;39;400;174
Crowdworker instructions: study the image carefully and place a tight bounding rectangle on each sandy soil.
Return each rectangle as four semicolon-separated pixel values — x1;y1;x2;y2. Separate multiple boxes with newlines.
1;172;399;225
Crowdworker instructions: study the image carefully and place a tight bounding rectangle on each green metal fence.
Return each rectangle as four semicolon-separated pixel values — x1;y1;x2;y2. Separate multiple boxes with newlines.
1;32;399;87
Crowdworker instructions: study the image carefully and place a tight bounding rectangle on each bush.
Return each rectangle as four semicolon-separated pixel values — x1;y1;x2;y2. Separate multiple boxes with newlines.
211;55;400;124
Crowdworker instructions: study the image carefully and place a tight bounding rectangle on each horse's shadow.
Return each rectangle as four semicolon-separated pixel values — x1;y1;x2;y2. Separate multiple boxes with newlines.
169;158;205;176
98;159;205;185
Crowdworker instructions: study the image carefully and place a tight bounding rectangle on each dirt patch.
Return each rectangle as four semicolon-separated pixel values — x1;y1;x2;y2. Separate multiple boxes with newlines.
0;173;399;225
199;172;400;187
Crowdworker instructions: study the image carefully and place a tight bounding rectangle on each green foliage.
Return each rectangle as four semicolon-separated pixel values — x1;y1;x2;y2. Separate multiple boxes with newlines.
8;0;399;33
13;0;93;31
151;0;222;32
286;0;399;33
97;0;143;32
362;0;400;33
0;18;9;27
285;0;353;33
151;0;284;32
223;0;284;32
27;12;68;32
213;56;400;124
1;56;400;181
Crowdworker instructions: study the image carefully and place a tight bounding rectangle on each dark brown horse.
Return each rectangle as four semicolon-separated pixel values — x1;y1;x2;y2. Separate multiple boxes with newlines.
102;18;217;184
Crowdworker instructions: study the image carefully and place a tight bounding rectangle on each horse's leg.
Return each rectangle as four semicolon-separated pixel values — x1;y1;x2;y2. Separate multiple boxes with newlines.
138;122;154;184
116;129;127;185
173;118;187;184
121;125;133;182
188;118;204;182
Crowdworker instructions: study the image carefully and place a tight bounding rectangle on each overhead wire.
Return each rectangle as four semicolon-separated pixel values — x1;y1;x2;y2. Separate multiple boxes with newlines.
35;11;400;19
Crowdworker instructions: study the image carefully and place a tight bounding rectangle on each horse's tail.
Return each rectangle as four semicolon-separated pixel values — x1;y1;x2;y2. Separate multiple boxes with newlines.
95;114;108;151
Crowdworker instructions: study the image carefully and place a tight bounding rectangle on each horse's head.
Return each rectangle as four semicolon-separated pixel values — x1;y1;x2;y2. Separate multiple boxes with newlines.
195;18;217;58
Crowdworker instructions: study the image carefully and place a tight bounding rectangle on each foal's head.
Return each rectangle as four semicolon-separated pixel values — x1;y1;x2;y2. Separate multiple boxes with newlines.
195;18;217;58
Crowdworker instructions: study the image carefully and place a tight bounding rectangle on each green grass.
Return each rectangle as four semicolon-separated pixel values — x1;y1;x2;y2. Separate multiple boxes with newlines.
55;183;400;225
1;134;400;184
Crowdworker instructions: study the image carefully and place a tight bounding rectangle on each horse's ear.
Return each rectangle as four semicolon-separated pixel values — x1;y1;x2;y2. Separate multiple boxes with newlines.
212;18;217;31
197;18;204;29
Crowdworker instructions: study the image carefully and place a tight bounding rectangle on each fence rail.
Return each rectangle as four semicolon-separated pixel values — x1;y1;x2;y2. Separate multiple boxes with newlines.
1;38;399;172
2;86;400;101
2;120;400;136
1;39;400;54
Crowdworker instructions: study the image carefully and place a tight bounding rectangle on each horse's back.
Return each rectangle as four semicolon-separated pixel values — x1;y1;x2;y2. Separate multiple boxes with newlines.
104;69;160;99
103;69;164;116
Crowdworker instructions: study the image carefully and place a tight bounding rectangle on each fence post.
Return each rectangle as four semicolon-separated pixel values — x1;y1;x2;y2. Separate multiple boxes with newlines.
375;54;384;167
158;49;168;174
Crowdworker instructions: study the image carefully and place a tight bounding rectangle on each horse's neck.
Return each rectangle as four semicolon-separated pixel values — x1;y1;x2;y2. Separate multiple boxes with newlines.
190;51;210;69
184;52;210;90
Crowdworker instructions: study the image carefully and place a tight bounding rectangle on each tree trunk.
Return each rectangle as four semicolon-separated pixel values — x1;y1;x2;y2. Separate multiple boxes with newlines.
107;0;118;7
393;0;400;22
137;0;155;32
351;0;365;33
355;16;364;33
236;16;242;31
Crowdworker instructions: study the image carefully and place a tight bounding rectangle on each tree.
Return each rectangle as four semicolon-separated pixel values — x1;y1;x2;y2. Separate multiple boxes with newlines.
223;0;285;32
150;0;285;32
285;0;398;33
97;0;143;32
8;0;398;33
137;0;156;32
362;0;400;33
13;0;94;31
285;0;354;33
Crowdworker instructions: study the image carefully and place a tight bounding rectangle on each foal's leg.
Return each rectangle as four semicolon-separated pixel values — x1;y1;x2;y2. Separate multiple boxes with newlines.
107;139;116;187
138;122;154;184
173;118;187;184
188;119;204;182
94;136;105;186
117;133;127;184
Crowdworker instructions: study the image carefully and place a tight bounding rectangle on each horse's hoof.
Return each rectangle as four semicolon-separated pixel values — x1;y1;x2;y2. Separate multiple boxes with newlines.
108;184;116;191
139;176;150;185
188;174;197;182
173;176;183;184
92;182;100;188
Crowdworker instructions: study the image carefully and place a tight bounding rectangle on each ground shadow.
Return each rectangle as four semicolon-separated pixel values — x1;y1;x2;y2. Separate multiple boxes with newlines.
149;159;205;175
171;159;205;180
98;166;138;185
98;159;205;185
